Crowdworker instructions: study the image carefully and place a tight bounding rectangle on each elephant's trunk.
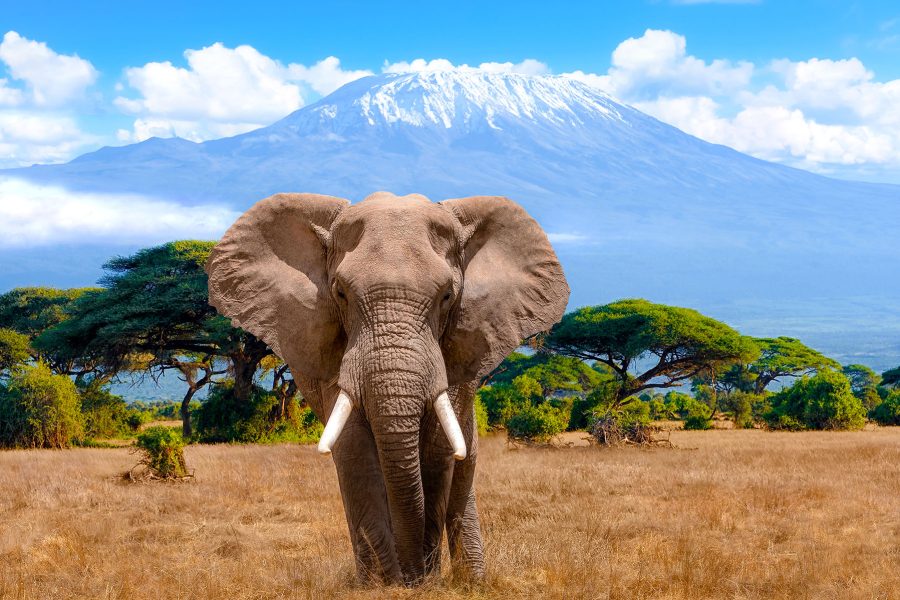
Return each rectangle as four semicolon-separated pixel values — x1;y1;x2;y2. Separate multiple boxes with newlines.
336;288;451;584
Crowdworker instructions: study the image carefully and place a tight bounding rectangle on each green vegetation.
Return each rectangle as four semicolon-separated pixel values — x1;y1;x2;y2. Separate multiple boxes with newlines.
32;241;271;437
0;362;84;448
545;300;756;407
135;426;189;478
1;240;897;452
871;390;900;426
79;383;144;439
765;370;866;431
194;382;322;444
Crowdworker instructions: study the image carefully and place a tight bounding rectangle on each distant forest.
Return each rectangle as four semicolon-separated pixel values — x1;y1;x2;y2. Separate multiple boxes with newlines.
1;241;898;449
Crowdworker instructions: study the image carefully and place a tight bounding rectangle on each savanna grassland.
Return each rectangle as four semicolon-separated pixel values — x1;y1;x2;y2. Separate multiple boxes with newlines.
1;429;898;600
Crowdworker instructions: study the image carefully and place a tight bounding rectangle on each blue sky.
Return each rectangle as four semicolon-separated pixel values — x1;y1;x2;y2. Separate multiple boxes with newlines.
1;0;900;181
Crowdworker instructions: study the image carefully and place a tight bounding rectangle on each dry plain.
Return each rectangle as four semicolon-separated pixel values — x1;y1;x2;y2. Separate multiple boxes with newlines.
0;429;898;600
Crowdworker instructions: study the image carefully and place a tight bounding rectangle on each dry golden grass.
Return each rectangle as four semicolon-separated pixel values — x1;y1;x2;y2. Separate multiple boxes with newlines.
1;428;898;599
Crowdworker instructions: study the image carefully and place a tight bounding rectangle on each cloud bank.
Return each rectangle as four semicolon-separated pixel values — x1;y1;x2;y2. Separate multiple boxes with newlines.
562;29;900;175
2;29;900;179
0;177;239;247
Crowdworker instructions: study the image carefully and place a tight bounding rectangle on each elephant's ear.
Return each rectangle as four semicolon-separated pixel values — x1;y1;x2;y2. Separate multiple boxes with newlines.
439;196;570;385
206;193;348;381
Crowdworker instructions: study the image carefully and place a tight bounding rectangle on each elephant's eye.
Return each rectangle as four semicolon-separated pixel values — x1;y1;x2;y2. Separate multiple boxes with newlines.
333;281;347;301
443;290;452;302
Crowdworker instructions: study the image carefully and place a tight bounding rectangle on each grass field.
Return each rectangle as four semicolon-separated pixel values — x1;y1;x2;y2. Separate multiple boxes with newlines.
1;429;898;599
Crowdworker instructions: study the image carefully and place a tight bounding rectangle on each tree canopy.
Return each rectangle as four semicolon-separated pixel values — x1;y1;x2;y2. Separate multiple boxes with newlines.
882;367;900;388
0;287;98;340
0;328;31;375
34;241;273;435
749;337;839;393
545;299;756;403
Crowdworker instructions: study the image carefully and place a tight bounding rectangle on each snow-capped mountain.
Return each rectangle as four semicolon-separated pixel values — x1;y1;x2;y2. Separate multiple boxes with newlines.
3;71;900;368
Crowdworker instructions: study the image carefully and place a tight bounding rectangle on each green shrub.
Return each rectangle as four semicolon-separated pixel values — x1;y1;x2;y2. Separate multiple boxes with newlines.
0;362;83;448
765;370;866;431
79;383;142;439
766;414;806;431
648;398;670;420
725;392;760;429
195;381;322;443
474;394;489;436
0;328;31;374
871;391;900;426
136;426;188;478
683;405;713;430
506;402;568;442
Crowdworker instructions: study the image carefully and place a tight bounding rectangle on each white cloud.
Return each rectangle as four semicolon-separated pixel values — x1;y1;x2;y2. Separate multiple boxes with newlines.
286;56;373;96
383;58;549;75
0;177;239;247
547;232;589;244
116;43;373;142
0;32;99;167
574;29;752;100
0;78;24;106
565;29;900;175
0;31;97;106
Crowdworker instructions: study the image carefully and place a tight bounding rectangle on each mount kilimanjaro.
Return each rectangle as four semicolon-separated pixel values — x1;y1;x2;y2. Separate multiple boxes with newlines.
3;70;900;368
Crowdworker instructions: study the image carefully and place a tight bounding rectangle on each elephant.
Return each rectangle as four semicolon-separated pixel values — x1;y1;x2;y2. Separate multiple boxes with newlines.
205;191;569;585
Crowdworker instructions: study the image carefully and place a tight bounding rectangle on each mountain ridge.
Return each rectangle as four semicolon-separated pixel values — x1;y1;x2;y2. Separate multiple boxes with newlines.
2;70;899;370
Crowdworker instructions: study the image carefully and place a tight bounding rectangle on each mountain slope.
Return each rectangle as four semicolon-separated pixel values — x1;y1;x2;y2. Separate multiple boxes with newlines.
3;71;900;368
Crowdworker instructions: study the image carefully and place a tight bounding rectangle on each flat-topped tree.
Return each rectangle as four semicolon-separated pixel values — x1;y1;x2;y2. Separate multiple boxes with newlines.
544;299;756;406
34;241;273;437
0;287;101;377
882;367;900;388
748;337;839;394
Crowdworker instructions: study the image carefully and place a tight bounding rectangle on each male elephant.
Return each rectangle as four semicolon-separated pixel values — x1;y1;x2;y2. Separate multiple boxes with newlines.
206;191;569;585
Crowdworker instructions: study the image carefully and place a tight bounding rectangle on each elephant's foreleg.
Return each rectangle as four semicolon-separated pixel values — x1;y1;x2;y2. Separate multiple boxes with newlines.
300;381;400;584
332;416;402;584
445;404;485;578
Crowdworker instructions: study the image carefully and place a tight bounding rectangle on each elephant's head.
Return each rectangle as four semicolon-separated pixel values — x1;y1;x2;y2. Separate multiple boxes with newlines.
205;191;568;577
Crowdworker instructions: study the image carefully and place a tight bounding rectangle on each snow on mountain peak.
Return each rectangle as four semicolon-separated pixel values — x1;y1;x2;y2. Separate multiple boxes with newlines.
277;70;628;134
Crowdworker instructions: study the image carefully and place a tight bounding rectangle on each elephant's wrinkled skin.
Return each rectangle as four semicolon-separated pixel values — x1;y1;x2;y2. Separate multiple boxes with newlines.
206;192;569;585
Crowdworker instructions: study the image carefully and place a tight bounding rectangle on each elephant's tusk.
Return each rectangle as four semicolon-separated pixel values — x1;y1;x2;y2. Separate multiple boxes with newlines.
318;390;353;455
434;391;467;461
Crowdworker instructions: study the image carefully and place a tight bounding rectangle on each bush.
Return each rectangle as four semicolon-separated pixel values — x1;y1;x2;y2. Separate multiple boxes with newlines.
648;397;670;420
506;402;568;442
765;370;866;431
724;392;761;429
79;383;142;439
135;426;188;478
474;394;489;436
0;362;83;448
871;391;900;426
195;381;322;443
0;328;31;374
766;414;806;431
683;405;713;430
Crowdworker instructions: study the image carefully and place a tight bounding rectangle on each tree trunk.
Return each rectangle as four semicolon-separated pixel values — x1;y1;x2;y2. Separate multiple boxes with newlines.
181;386;197;438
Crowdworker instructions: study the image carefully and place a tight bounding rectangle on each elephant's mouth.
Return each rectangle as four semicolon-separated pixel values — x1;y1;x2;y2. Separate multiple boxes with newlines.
317;388;466;460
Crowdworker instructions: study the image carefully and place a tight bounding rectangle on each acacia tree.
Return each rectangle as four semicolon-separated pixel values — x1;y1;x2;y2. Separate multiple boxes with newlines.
882;367;900;388
35;241;274;436
0;328;31;376
842;364;882;411
0;287;102;379
748;337;839;394
152;351;225;437
545;299;756;407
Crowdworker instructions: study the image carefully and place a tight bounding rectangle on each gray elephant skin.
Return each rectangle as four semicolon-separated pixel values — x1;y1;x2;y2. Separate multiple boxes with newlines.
206;191;569;585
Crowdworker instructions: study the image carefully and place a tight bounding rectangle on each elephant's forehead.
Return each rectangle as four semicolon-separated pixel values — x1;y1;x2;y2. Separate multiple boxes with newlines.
335;193;460;238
